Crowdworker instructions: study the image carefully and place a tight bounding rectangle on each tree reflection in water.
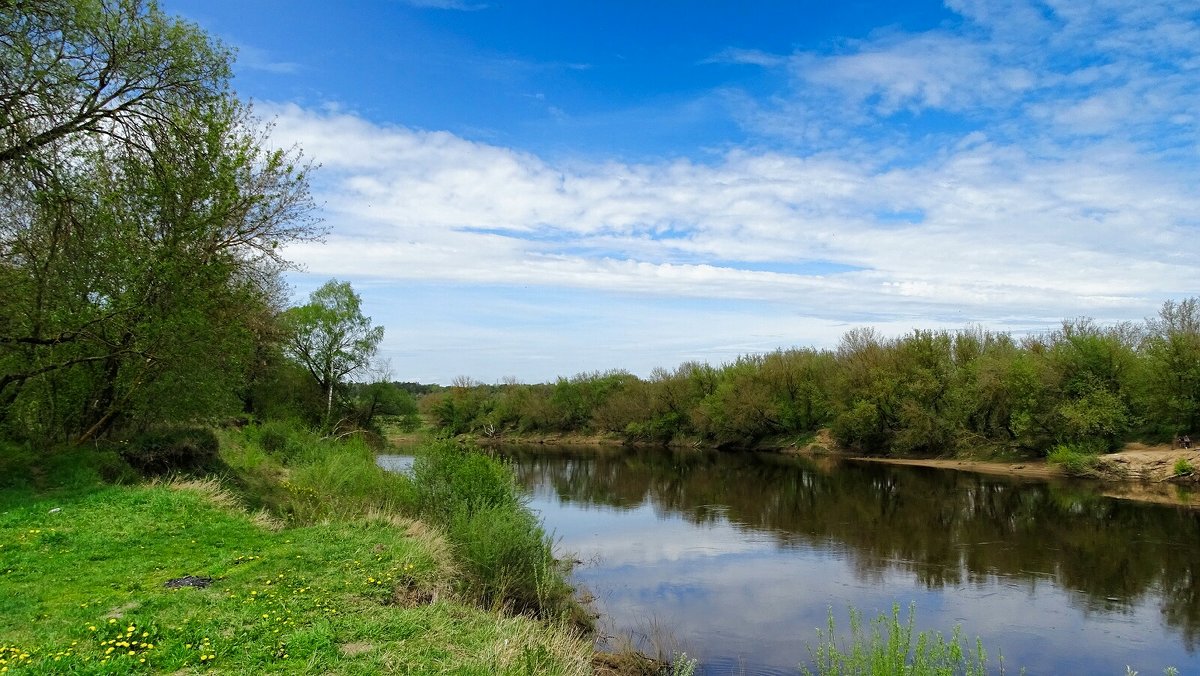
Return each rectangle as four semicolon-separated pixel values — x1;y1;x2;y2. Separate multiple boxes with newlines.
500;445;1200;650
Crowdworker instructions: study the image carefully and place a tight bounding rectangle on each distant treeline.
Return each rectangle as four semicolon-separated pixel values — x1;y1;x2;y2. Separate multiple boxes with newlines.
422;299;1200;456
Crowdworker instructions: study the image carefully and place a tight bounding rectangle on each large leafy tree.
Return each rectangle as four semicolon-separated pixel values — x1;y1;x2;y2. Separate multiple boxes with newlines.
0;0;319;442
282;280;384;426
1139;298;1200;437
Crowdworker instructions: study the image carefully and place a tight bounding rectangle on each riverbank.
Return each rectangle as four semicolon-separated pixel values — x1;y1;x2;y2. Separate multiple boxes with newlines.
461;429;1200;509
0;428;607;674
845;443;1200;509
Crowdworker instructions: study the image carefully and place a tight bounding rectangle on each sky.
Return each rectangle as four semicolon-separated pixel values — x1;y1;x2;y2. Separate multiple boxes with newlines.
161;0;1200;384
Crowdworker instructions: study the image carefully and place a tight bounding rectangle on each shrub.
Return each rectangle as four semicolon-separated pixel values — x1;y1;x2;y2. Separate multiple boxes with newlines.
1173;457;1194;476
412;439;520;522
122;427;220;476
246;419;319;465
0;442;136;491
1047;442;1101;477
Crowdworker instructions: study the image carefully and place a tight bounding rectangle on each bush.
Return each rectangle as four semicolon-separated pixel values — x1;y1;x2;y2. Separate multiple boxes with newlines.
122;427;221;476
1173;457;1194;476
287;436;417;519
412;439;520;521
1047;442;1101;477
245;419;317;465
0;442;136;492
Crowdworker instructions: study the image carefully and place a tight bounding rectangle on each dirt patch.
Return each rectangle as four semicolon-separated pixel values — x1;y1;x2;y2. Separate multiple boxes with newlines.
591;650;667;676
339;642;373;657
387;578;436;608
849;455;1063;480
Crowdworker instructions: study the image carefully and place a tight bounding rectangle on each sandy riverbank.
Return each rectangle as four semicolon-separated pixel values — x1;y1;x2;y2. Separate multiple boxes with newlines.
845;442;1200;508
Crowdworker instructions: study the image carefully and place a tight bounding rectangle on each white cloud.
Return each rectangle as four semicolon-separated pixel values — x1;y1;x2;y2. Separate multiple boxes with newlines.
791;32;1026;116
266;102;1197;338
701;47;787;68
258;0;1200;381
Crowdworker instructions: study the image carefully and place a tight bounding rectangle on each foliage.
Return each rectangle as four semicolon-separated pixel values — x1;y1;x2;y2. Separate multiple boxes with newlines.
1046;442;1102;477
423;298;1200;459
1172;457;1194;476
801;604;990;676
1138;299;1200;438
0;0;318;444
121;426;221;476
223;426;582;624
281;280;384;426
411;439;578;620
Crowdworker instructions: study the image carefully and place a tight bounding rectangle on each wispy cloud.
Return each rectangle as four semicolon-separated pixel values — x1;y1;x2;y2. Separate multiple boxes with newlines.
235;44;301;75
701;47;787;68
398;0;488;10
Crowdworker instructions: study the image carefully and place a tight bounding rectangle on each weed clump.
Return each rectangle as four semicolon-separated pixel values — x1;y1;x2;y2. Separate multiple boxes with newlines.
1047;442;1102;477
802;603;988;676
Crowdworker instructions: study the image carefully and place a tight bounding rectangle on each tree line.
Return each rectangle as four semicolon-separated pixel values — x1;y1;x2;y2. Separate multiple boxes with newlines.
424;300;1200;457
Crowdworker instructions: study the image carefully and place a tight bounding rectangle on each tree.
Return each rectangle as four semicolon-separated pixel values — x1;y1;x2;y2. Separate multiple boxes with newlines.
0;1;318;443
1;0;230;166
1138;298;1200;437
282;280;384;426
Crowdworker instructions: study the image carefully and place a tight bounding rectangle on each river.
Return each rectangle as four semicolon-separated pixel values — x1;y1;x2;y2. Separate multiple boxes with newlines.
380;445;1200;674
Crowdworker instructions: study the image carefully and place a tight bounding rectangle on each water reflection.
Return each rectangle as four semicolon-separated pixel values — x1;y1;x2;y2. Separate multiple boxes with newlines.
493;446;1200;675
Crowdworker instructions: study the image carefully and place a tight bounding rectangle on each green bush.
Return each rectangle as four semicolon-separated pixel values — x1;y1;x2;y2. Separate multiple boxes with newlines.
0;442;136;492
121;427;221;476
1047;442;1101;477
1173;457;1194;476
412;439;520;521
288;437;417;518
245;419;320;465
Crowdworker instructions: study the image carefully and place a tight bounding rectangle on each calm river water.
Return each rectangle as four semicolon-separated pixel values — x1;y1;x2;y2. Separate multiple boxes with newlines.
380;446;1200;675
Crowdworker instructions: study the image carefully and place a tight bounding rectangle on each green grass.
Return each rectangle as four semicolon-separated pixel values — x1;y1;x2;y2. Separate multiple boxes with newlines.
0;478;590;674
0;428;594;674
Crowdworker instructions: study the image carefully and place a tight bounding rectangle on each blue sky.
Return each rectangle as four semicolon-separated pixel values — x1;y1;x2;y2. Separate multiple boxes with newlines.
163;0;1200;384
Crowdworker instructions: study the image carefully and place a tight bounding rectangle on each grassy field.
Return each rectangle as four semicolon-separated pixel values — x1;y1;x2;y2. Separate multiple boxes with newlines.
0;429;593;675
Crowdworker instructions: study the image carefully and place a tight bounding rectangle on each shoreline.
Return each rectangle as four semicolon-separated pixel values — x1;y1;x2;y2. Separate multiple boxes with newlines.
440;431;1200;510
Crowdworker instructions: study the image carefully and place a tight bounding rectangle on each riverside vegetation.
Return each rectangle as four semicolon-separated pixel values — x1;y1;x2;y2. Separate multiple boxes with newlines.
424;299;1200;473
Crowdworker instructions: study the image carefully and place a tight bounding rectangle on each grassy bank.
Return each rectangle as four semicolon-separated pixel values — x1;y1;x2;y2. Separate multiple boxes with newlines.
0;427;594;674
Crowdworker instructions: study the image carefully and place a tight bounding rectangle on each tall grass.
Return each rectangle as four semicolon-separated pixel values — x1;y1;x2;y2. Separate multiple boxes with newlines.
227;426;584;626
802;604;990;676
412;439;583;625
